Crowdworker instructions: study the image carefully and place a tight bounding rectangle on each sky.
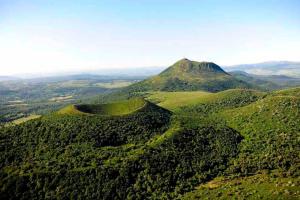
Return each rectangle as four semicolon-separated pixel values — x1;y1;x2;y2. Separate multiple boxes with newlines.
0;0;299;76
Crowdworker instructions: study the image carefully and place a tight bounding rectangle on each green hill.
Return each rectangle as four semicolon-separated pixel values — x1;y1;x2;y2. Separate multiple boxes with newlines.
181;91;300;199
0;96;244;199
58;98;147;116
221;95;300;174
126;58;251;92
94;59;252;104
1;87;299;199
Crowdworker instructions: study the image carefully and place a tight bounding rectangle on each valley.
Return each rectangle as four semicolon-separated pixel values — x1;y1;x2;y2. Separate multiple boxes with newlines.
0;75;143;123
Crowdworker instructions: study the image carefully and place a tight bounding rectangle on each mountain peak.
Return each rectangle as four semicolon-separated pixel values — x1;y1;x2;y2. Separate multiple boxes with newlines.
163;59;227;75
175;58;192;65
125;59;250;92
177;58;191;62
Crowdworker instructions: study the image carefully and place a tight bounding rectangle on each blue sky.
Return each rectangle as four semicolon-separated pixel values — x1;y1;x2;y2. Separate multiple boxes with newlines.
0;0;299;75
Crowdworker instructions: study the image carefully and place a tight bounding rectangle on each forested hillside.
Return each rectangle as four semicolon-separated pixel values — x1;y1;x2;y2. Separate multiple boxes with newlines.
2;0;299;198
0;84;299;199
0;98;244;199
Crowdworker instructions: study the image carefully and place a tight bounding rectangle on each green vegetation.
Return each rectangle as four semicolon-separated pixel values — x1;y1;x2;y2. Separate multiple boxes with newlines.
57;98;147;116
1;62;299;199
146;91;211;111
124;59;251;93
0;75;141;123
0;97;244;199
1;86;299;199
221;95;300;175
94;59;254;105
95;80;135;88
57;105;90;115
183;172;300;199
177;87;299;199
76;98;146;116
231;71;300;92
272;86;300;97
10;114;41;125
146;89;265;112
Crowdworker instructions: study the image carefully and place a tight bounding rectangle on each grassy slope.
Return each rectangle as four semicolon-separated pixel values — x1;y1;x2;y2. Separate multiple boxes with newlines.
0;95;243;199
1;87;298;199
119;59;251;93
57;105;89;115
146;87;299;199
57;98;147;116
9;114;41;125
146;89;265;111
146;91;211;111
222;95;300;137
220;95;300;174
183;172;300;200
271;86;300;97
177;87;300;199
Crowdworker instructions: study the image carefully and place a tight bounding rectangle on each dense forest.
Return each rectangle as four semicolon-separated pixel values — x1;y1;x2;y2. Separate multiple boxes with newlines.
0;99;243;199
1;87;299;199
1;60;299;199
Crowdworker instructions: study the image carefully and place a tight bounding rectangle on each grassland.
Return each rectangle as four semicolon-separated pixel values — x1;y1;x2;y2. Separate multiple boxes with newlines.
146;91;211;111
146;89;265;111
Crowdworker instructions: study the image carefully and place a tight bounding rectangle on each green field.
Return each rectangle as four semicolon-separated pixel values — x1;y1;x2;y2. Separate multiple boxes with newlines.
146;91;211;110
146;89;265;111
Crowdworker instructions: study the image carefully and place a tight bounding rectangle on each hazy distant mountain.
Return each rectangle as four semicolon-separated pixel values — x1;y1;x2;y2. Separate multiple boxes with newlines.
224;61;300;78
11;66;166;79
0;76;20;82
19;74;146;84
91;66;166;76
230;71;300;91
